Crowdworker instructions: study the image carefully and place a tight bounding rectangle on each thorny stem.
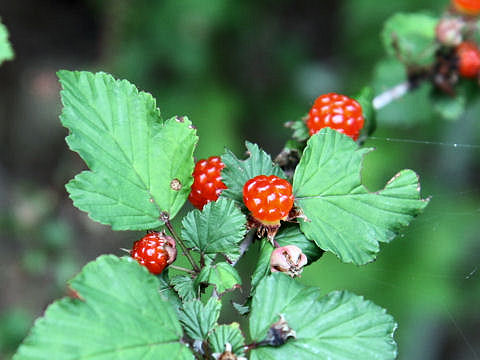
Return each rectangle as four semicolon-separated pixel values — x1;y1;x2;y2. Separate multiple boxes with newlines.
161;212;201;273
169;265;196;275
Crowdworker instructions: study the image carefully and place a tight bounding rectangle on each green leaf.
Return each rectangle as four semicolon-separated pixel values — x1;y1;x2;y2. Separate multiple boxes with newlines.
0;19;14;65
221;142;286;203
286;117;309;142
59;71;198;230
14;255;193;360
353;87;376;139
372;59;434;126
196;262;242;295
251;241;274;290
232;302;250;316
276;225;324;263
178;298;221;341
158;272;182;308
249;274;397;360
181;198;246;262
382;13;439;66
171;275;197;302
432;92;466;121
293;128;429;265
208;323;245;356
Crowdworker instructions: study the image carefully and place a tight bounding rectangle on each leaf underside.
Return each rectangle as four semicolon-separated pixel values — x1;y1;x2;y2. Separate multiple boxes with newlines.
293;128;429;265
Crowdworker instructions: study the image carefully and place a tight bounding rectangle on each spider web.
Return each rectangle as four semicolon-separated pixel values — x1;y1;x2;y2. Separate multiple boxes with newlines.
301;125;480;360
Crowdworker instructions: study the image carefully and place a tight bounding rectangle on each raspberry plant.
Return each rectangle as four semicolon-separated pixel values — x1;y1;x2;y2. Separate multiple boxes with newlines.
12;70;430;360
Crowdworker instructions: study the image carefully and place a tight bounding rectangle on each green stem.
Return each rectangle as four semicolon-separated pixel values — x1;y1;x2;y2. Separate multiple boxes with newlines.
169;265;196;275
161;213;201;273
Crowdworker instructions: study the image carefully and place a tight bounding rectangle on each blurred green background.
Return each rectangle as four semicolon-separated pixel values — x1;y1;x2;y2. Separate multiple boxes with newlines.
0;0;479;359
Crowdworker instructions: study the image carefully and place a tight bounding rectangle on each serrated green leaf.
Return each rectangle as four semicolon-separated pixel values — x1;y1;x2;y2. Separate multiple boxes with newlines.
208;323;245;356
158;271;182;308
249;274;397;360
221;142;286;203
293;128;429;265
178;298;221;341
59;71;198;230
14;255;193;360
171;275;197;302
181;198;246;262
196;262;241;295
0;19;14;65
286;118;309;142
382;13;439;66
232;301;250;316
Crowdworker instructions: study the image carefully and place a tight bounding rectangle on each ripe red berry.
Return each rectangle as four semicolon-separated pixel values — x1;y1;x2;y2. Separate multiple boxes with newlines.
456;42;480;78
243;175;294;224
130;232;177;275
452;0;480;16
306;93;364;141
188;156;227;210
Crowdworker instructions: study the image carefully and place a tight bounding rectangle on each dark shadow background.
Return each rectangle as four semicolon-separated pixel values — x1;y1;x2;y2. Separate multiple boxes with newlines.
0;0;479;359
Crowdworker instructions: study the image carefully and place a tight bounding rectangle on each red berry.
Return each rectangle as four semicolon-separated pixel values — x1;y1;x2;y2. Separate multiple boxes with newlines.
243;175;294;224
130;232;177;275
188;156;227;210
456;42;480;78
306;93;364;141
452;0;480;16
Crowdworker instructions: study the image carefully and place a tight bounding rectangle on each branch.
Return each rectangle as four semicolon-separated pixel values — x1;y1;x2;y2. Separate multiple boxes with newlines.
161;212;201;273
372;81;410;110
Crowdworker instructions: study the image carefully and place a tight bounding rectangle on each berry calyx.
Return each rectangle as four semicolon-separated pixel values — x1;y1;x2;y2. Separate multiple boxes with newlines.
243;175;294;225
456;41;480;78
130;231;177;275
306;93;364;141
452;0;480;16
270;245;307;278
188;156;227;210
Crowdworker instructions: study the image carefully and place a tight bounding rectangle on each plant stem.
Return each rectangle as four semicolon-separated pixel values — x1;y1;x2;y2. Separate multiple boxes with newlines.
169;265;196;275
372;81;410;110
161;212;201;273
232;231;254;266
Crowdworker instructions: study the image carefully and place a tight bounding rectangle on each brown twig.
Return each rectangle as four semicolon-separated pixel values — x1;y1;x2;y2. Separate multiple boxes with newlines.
161;212;201;273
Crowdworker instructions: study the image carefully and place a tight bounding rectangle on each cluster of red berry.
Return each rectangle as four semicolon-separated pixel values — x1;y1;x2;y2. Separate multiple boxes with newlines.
130;93;365;276
435;0;480;80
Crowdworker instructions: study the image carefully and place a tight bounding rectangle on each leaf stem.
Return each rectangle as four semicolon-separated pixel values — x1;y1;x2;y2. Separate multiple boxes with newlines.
161;212;201;273
169;265;196;275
